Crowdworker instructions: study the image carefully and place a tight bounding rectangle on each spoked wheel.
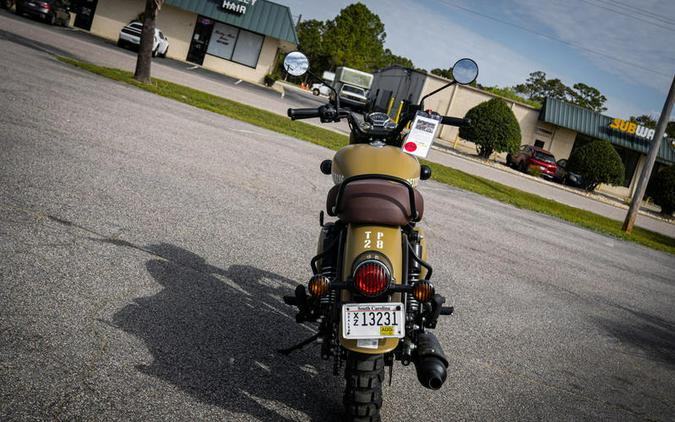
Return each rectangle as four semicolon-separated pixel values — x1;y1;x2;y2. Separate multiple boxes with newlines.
343;352;385;422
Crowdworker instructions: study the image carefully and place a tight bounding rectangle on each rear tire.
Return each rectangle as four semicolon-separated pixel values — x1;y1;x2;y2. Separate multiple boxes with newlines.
343;352;384;422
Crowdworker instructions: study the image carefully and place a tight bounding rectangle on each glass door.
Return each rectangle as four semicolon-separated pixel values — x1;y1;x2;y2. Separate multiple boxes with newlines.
187;16;215;65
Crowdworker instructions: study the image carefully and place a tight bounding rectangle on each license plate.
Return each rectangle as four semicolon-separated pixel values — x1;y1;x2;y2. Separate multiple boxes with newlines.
342;303;404;339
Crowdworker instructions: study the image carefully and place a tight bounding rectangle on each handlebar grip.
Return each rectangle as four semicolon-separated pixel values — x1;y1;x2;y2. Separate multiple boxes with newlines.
441;116;471;127
287;107;321;120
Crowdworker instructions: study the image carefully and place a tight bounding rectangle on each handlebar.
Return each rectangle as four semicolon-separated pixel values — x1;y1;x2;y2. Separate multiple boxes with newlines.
440;116;471;127
287;107;321;120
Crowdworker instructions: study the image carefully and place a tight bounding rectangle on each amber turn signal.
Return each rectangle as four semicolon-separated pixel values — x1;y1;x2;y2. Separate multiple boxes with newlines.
308;275;331;297
412;281;435;302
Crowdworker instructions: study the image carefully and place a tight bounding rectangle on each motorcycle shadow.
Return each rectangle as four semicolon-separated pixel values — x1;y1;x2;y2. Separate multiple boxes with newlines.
111;242;342;422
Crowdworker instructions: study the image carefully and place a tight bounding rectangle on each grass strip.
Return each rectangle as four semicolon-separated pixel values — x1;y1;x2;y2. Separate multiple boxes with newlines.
57;56;675;255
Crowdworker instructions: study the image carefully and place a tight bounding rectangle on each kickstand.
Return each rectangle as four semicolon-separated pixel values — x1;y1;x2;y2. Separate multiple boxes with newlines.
276;333;320;356
388;363;393;386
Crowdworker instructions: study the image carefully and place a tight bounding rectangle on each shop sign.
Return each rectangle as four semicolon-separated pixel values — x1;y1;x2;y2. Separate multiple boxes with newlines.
609;118;675;149
609;118;656;141
220;0;256;15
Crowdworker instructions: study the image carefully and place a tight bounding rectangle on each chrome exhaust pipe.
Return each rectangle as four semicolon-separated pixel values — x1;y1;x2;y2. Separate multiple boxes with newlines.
413;332;448;390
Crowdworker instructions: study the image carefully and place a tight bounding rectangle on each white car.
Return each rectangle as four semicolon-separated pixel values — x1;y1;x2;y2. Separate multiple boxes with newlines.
117;22;169;58
311;83;331;96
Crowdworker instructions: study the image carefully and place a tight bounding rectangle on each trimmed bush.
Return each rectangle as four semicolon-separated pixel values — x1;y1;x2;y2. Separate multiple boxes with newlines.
567;140;624;191
651;165;675;215
459;98;521;159
264;73;277;87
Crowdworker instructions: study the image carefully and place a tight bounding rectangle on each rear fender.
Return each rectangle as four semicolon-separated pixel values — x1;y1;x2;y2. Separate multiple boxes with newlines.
339;224;402;354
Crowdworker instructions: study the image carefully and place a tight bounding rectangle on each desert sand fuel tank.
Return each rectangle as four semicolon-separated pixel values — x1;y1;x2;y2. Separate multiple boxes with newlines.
331;144;420;185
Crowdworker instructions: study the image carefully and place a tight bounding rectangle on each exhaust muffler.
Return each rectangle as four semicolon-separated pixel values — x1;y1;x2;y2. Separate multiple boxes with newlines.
413;332;448;390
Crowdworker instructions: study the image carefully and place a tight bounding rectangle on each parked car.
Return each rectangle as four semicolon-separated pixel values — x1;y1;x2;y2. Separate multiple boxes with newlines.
507;145;557;179
554;159;587;188
117;22;169;58
15;0;70;26
330;84;368;110
311;83;331;96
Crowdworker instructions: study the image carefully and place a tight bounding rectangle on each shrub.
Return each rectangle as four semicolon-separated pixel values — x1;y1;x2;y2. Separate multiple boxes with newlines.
264;73;277;87
567;140;624;191
459;98;521;159
651;165;675;215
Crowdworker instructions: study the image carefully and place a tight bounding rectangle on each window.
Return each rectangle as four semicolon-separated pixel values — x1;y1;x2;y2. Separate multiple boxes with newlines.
205;20;264;68
231;30;263;67
534;151;555;163
207;22;238;60
534;140;545;148
342;85;365;96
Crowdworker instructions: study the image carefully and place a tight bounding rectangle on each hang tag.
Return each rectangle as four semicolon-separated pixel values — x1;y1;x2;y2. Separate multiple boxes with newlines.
401;112;441;158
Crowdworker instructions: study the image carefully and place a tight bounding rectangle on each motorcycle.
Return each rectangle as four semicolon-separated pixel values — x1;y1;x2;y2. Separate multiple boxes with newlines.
280;52;479;421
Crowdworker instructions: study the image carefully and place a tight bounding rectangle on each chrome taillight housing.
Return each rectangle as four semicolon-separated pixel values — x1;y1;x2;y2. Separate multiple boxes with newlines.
353;260;391;296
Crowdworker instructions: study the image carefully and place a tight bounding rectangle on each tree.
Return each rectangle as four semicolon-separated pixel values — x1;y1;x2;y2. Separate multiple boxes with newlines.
293;4;414;75
134;0;165;83
322;3;387;72
569;83;607;112
377;48;413;68
514;71;569;104
650;165;675;215
430;68;453;79
514;71;607;111
567;140;624;191
296;19;329;75
459;98;522;158
481;86;541;108
629;114;657;128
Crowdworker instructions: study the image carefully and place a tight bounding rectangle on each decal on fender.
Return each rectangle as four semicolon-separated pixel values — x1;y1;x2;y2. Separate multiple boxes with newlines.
364;231;384;249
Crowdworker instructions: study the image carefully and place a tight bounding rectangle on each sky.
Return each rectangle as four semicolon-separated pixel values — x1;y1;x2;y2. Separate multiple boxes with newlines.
276;0;675;119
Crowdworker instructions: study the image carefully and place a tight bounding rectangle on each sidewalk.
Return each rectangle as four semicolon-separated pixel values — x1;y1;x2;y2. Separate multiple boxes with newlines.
427;145;675;237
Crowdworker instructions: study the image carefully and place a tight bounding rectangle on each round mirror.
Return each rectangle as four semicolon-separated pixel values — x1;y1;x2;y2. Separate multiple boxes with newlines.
284;51;309;77
452;58;478;85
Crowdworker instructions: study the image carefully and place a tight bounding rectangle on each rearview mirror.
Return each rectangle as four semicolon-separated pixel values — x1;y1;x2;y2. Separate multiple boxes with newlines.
283;51;309;77
452;58;478;85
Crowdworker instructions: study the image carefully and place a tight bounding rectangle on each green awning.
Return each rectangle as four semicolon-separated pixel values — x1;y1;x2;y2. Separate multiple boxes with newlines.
166;0;298;44
540;97;674;164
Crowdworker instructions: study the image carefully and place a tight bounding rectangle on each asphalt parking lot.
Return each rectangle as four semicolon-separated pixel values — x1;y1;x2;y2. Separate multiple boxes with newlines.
2;18;675;422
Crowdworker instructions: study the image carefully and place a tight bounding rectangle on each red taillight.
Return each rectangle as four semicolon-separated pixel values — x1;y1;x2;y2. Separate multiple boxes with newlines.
40;2;50;8
354;261;390;296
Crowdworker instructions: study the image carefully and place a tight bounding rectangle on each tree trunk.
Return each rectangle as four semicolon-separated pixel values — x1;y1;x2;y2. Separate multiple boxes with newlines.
134;0;164;83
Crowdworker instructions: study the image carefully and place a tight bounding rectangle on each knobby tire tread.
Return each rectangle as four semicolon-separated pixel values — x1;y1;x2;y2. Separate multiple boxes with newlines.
343;352;385;422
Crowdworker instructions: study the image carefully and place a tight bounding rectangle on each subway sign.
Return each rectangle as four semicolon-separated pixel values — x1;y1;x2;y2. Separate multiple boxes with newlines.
609;118;656;141
220;0;256;15
609;118;675;149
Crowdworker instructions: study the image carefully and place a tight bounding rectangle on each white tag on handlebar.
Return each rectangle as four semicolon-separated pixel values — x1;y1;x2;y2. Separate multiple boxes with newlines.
402;112;440;158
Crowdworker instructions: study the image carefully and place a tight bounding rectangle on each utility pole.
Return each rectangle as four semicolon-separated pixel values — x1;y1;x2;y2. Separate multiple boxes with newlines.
622;74;675;234
296;14;302;27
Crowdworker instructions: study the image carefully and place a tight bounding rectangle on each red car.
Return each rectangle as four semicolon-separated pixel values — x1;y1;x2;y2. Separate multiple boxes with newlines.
507;145;557;179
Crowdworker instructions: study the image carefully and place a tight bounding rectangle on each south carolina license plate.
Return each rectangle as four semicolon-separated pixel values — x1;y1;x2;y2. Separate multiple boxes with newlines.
342;303;405;339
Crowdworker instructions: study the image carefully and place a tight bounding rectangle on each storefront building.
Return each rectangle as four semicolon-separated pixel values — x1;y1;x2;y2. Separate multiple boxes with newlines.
73;0;298;84
369;66;674;197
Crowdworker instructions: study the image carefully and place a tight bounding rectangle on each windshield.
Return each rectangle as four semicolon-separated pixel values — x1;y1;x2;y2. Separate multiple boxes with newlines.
342;85;365;96
534;151;555;163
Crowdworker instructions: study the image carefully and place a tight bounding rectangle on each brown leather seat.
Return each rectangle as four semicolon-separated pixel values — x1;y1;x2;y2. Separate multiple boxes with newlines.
326;180;424;226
